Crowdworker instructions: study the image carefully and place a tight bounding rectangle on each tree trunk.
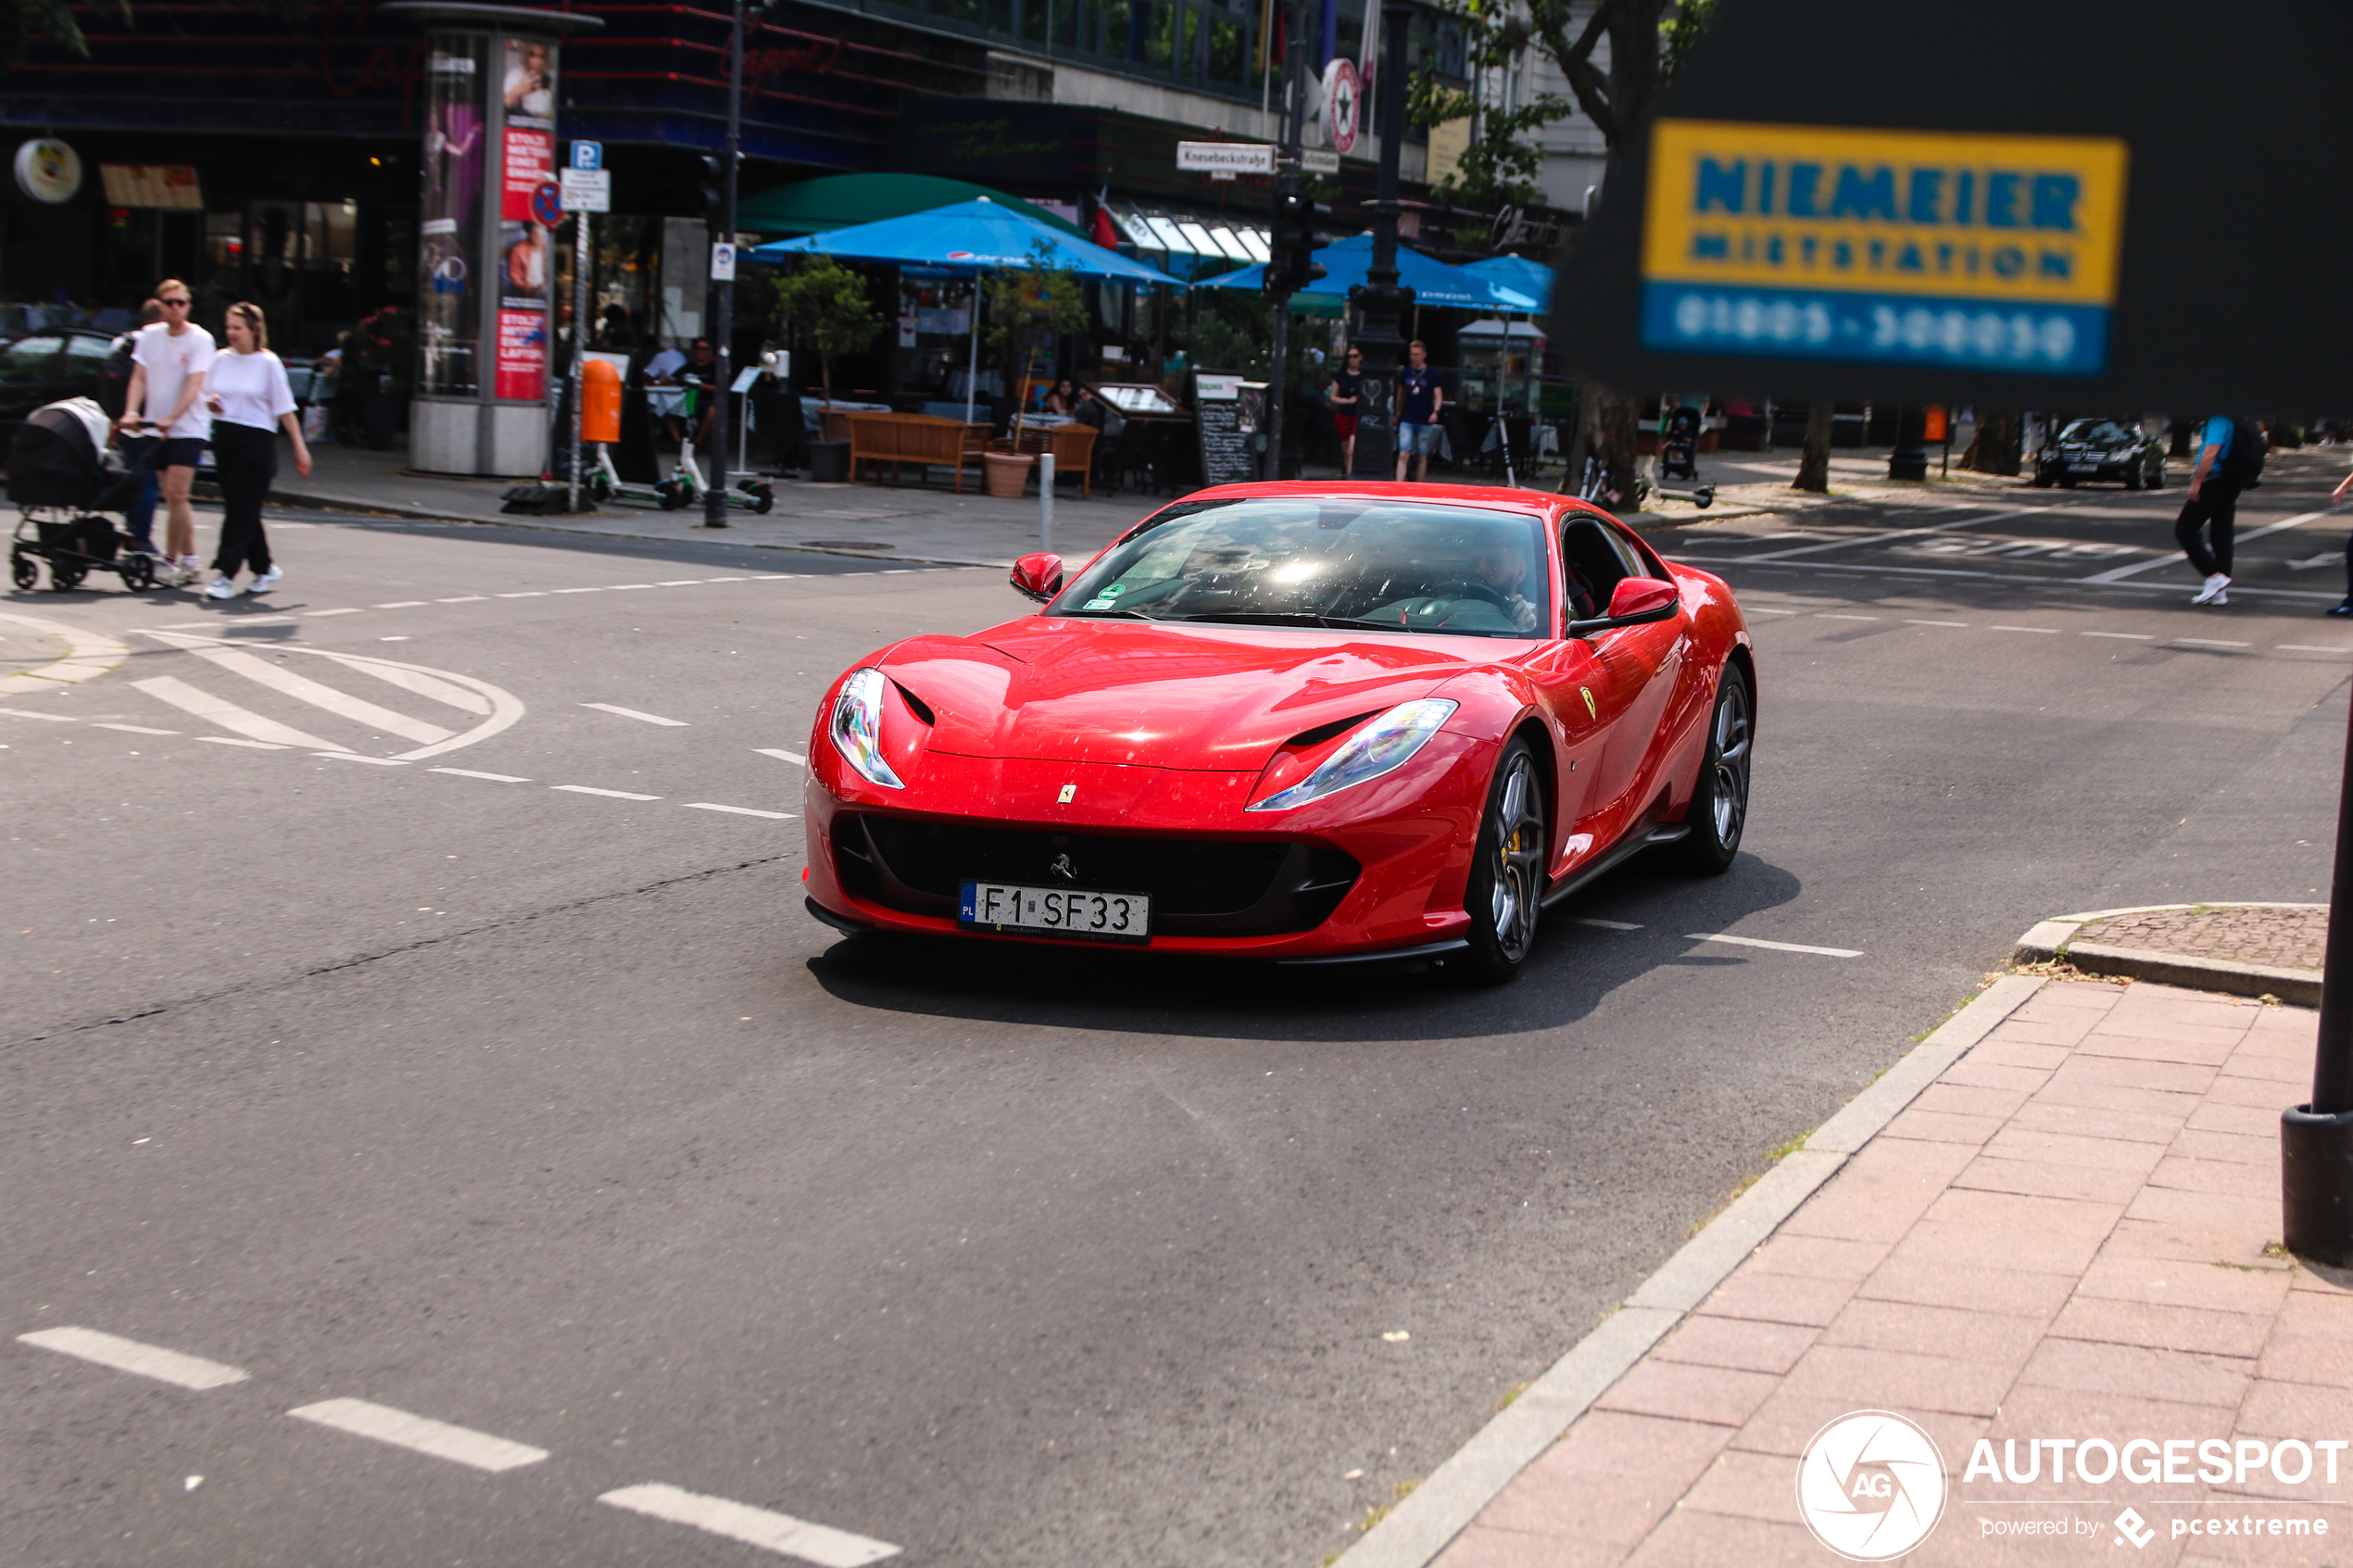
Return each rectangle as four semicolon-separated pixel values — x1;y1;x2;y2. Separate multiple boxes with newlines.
1793;403;1832;492
1591;385;1643;513
1959;412;2020;476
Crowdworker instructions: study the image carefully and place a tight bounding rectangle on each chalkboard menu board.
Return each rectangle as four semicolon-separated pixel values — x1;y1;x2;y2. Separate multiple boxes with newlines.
1347;372;1393;478
1194;372;1265;487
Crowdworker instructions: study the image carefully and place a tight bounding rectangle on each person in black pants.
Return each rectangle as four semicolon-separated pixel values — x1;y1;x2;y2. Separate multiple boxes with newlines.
2175;415;2250;608
200;301;311;600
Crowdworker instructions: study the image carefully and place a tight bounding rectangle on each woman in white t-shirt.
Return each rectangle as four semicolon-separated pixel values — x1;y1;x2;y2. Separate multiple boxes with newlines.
200;301;312;599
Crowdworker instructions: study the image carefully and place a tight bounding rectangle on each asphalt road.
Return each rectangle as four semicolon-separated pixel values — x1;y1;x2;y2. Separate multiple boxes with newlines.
4;455;2347;1567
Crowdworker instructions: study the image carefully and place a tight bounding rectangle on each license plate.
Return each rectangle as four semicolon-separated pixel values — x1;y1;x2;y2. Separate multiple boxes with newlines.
2069;461;2103;471
960;881;1151;943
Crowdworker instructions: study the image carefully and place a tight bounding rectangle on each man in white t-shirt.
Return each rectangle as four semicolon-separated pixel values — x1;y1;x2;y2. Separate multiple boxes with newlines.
118;278;216;583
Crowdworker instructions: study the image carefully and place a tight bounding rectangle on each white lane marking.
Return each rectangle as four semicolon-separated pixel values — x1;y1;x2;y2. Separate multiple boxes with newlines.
756;748;808;766
2279;645;2353;653
2078;505;2347;583
604;583;655;591
200;736;292;750
496;592;547;598
1817;613;1879;621
286;1399;547;1473
1572;917;1642;930
319;753;407;765
95;722;180;734
435;596;488;603
1687;932;1864;959
1990;624;2059;633
306;607;365;618
599;1483;900;1566
552;587;604;595
19;1327;249;1389
685;802;797;820
183;646;454;746
657;580;703;586
2176;637;2251;647
137;675;348;749
582;702;688;727
374;600;428;608
1903;619;1969;627
0;706;76;721
1744;607;1798;615
553;784;661;800
432;767;532;783
334;659;493;716
2082;631;2154;640
702;576;748;582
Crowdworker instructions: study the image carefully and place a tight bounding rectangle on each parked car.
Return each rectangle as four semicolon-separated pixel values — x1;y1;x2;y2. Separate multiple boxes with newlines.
2032;418;2167;489
0;329;121;427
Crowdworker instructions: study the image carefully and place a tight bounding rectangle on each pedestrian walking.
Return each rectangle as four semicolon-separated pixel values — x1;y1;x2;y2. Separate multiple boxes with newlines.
97;298;166;559
2174;414;2266;607
1395;339;1444;483
2329;465;2353;617
199;301;310;600
1328;345;1363;476
117;279;214;584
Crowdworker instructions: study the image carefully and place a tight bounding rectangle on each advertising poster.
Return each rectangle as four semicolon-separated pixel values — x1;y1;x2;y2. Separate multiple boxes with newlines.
420;39;487;396
495;307;547;400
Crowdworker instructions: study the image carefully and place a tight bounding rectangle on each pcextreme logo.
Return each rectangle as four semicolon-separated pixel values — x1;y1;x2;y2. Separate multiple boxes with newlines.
1795;1411;2346;1558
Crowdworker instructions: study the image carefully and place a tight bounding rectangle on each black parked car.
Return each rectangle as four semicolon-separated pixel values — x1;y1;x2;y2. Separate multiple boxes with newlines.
2032;417;2167;489
0;329;123;427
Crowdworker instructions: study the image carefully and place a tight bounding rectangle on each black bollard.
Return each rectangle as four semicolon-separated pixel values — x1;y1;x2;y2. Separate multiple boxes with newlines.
2284;692;2353;1263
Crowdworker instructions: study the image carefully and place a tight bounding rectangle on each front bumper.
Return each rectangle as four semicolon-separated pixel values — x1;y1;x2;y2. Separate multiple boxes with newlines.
801;738;1497;959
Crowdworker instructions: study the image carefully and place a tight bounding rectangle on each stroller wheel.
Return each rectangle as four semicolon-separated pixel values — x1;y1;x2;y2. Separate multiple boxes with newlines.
10;550;35;591
120;552;156;592
49;561;84;593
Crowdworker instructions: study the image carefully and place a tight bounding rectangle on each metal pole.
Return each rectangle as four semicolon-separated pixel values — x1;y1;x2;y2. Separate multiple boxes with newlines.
568;208;588;512
1350;0;1416;448
965;271;981;426
2283;696;2353;1262
702;0;744;528
1039;451;1055;551
1265;31;1306;483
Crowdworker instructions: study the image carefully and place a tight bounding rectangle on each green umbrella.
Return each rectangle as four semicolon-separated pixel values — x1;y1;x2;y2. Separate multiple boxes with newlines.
737;173;1088;241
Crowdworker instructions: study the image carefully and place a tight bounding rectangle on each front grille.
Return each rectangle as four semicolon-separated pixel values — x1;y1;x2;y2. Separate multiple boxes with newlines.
834;814;1359;937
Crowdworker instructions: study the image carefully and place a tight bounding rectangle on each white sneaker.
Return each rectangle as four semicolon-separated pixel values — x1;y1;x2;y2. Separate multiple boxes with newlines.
249;566;282;594
174;556;203;586
2191;572;2231;605
204;576;237;600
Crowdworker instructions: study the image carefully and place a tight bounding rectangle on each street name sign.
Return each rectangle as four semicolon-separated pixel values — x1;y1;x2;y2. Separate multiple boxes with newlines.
1178;143;1275;175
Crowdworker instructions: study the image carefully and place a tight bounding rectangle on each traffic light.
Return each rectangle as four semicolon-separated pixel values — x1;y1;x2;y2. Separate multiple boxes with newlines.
696;155;724;216
1264;189;1326;295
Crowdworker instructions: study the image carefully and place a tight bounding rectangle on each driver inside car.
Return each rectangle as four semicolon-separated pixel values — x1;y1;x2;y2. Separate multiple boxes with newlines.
1468;538;1542;633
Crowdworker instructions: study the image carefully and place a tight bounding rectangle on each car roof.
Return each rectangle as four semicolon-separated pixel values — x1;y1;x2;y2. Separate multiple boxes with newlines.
1162;479;1595;521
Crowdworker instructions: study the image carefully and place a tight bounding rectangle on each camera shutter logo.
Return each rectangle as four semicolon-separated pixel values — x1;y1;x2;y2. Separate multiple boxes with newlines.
1795;1410;1947;1561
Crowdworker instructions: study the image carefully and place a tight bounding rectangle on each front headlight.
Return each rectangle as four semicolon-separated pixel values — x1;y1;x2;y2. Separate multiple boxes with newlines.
829;668;905;789
1247;699;1458;812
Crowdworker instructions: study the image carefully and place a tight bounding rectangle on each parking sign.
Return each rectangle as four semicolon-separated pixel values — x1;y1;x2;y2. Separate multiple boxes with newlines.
570;141;601;171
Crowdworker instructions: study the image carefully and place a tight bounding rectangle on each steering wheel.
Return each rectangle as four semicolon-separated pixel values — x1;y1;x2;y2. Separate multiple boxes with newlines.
1427;579;1513;610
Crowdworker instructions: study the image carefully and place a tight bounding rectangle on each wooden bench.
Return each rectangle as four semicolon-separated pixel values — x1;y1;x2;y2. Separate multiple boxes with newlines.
843;412;992;492
1001;421;1101;497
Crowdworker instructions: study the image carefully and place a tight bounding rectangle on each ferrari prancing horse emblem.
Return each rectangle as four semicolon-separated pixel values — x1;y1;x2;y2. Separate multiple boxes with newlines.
1580;687;1596;720
1058;784;1076;803
1050;853;1076;883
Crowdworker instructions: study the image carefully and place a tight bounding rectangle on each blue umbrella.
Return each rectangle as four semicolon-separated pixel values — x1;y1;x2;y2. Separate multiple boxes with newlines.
1460;253;1555;309
749;197;1182;285
1196;233;1541;311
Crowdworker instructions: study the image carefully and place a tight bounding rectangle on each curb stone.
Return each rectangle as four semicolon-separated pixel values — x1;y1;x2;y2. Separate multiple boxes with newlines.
1332;972;2048;1568
2011;903;2326;1007
0;609;130;696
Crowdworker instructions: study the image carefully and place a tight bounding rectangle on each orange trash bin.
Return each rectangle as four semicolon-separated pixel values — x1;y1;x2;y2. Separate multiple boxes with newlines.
583;358;622;445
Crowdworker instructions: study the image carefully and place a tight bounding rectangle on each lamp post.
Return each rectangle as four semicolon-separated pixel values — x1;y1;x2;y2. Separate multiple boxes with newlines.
701;0;746;529
1348;0;1417;471
1264;31;1307;482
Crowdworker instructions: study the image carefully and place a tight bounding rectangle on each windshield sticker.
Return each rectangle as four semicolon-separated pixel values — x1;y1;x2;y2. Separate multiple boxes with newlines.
1082;597;1118;610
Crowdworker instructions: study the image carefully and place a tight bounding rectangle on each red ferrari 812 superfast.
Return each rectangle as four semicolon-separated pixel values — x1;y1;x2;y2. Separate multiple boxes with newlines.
802;482;1755;983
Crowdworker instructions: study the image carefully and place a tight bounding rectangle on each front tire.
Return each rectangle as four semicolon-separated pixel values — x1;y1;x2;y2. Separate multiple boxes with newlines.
1456;738;1548;985
1672;664;1753;874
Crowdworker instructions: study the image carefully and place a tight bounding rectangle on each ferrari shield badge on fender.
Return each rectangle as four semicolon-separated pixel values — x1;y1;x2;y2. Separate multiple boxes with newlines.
1058;784;1076;803
1581;687;1597;720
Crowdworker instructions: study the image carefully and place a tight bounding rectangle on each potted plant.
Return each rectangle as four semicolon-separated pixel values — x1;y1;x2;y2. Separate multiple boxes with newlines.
977;243;1088;497
773;256;884;483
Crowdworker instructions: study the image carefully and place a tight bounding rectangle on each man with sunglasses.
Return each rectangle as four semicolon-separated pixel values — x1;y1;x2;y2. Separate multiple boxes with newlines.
1327;345;1364;476
118;280;216;584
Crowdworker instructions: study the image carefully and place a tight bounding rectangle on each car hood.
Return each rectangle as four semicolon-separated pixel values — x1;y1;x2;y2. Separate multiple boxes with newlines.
876;617;1516;771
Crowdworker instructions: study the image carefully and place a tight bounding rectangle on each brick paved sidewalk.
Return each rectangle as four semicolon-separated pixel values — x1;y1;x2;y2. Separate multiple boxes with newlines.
1433;979;2346;1568
2070;909;2329;976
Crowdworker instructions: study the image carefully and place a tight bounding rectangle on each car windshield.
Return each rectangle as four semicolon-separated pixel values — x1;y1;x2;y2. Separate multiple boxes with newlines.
2057;420;2137;446
1054;496;1553;637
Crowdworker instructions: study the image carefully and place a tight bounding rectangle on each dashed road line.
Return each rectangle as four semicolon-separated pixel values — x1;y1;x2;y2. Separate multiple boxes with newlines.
306;607;365;618
432;766;532;782
1818;613;1880;621
685;802;796;820
374;600;428;608
2177;637;2251;647
93;721;181;734
0;705;75;721
287;1398;547;1473
1903;619;1968;627
496;591;547;597
599;1483;900;1566
320;752;407;765
552;784;661;800
583;702;687;726
436;595;487;603
756;748;808;766
1990;624;2059;634
2280;645;2353;653
1572;918;1642;930
19;1326;249;1389
2082;631;2153;640
200;735;291;749
1687;932;1864;959
1744;607;1798;615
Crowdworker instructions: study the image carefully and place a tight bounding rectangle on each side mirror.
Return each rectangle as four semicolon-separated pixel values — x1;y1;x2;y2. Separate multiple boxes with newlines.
1567;575;1680;638
1606;576;1679;620
1010;552;1063;604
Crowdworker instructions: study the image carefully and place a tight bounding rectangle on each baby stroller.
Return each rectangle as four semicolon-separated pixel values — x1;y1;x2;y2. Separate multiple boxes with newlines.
8;396;157;593
1653;403;1716;508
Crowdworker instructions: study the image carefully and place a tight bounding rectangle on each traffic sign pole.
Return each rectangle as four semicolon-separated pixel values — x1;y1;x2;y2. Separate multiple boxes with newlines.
564;142;604;514
702;0;745;531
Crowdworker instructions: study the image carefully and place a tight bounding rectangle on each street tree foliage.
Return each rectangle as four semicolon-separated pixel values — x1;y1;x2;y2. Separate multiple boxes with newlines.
982;242;1088;397
771;255;885;408
0;0;300;65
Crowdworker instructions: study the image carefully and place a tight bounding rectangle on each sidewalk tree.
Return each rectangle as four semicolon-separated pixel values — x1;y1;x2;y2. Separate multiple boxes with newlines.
1961;413;2022;476
771;256;886;408
982;242;1088;404
1793;403;1831;492
0;0;299;63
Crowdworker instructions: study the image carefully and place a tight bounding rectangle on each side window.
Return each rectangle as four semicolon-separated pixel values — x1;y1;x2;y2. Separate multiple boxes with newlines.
64;334;115;371
0;336;63;383
1559;518;1631;619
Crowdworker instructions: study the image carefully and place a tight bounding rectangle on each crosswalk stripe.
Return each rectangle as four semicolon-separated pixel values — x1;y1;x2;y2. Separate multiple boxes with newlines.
599;1484;900;1565
323;657;492;715
287;1399;547;1472
185;647;453;746
20;1327;249;1389
135;675;347;750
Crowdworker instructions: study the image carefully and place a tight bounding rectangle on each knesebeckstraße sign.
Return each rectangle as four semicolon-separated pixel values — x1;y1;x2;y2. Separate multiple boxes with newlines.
1639;121;2127;377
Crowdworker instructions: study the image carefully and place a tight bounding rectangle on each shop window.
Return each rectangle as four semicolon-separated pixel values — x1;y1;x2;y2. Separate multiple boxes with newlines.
1208;17;1245;82
1142;0;1171;69
204;211;243;282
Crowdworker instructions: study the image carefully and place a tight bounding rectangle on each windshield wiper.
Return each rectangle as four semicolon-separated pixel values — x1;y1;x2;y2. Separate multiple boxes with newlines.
1164;610;1365;629
1058;607;1162;619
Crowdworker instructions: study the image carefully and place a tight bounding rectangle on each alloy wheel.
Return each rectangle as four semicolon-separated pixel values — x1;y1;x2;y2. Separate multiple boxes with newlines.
1488;750;1547;962
1710;678;1753;847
